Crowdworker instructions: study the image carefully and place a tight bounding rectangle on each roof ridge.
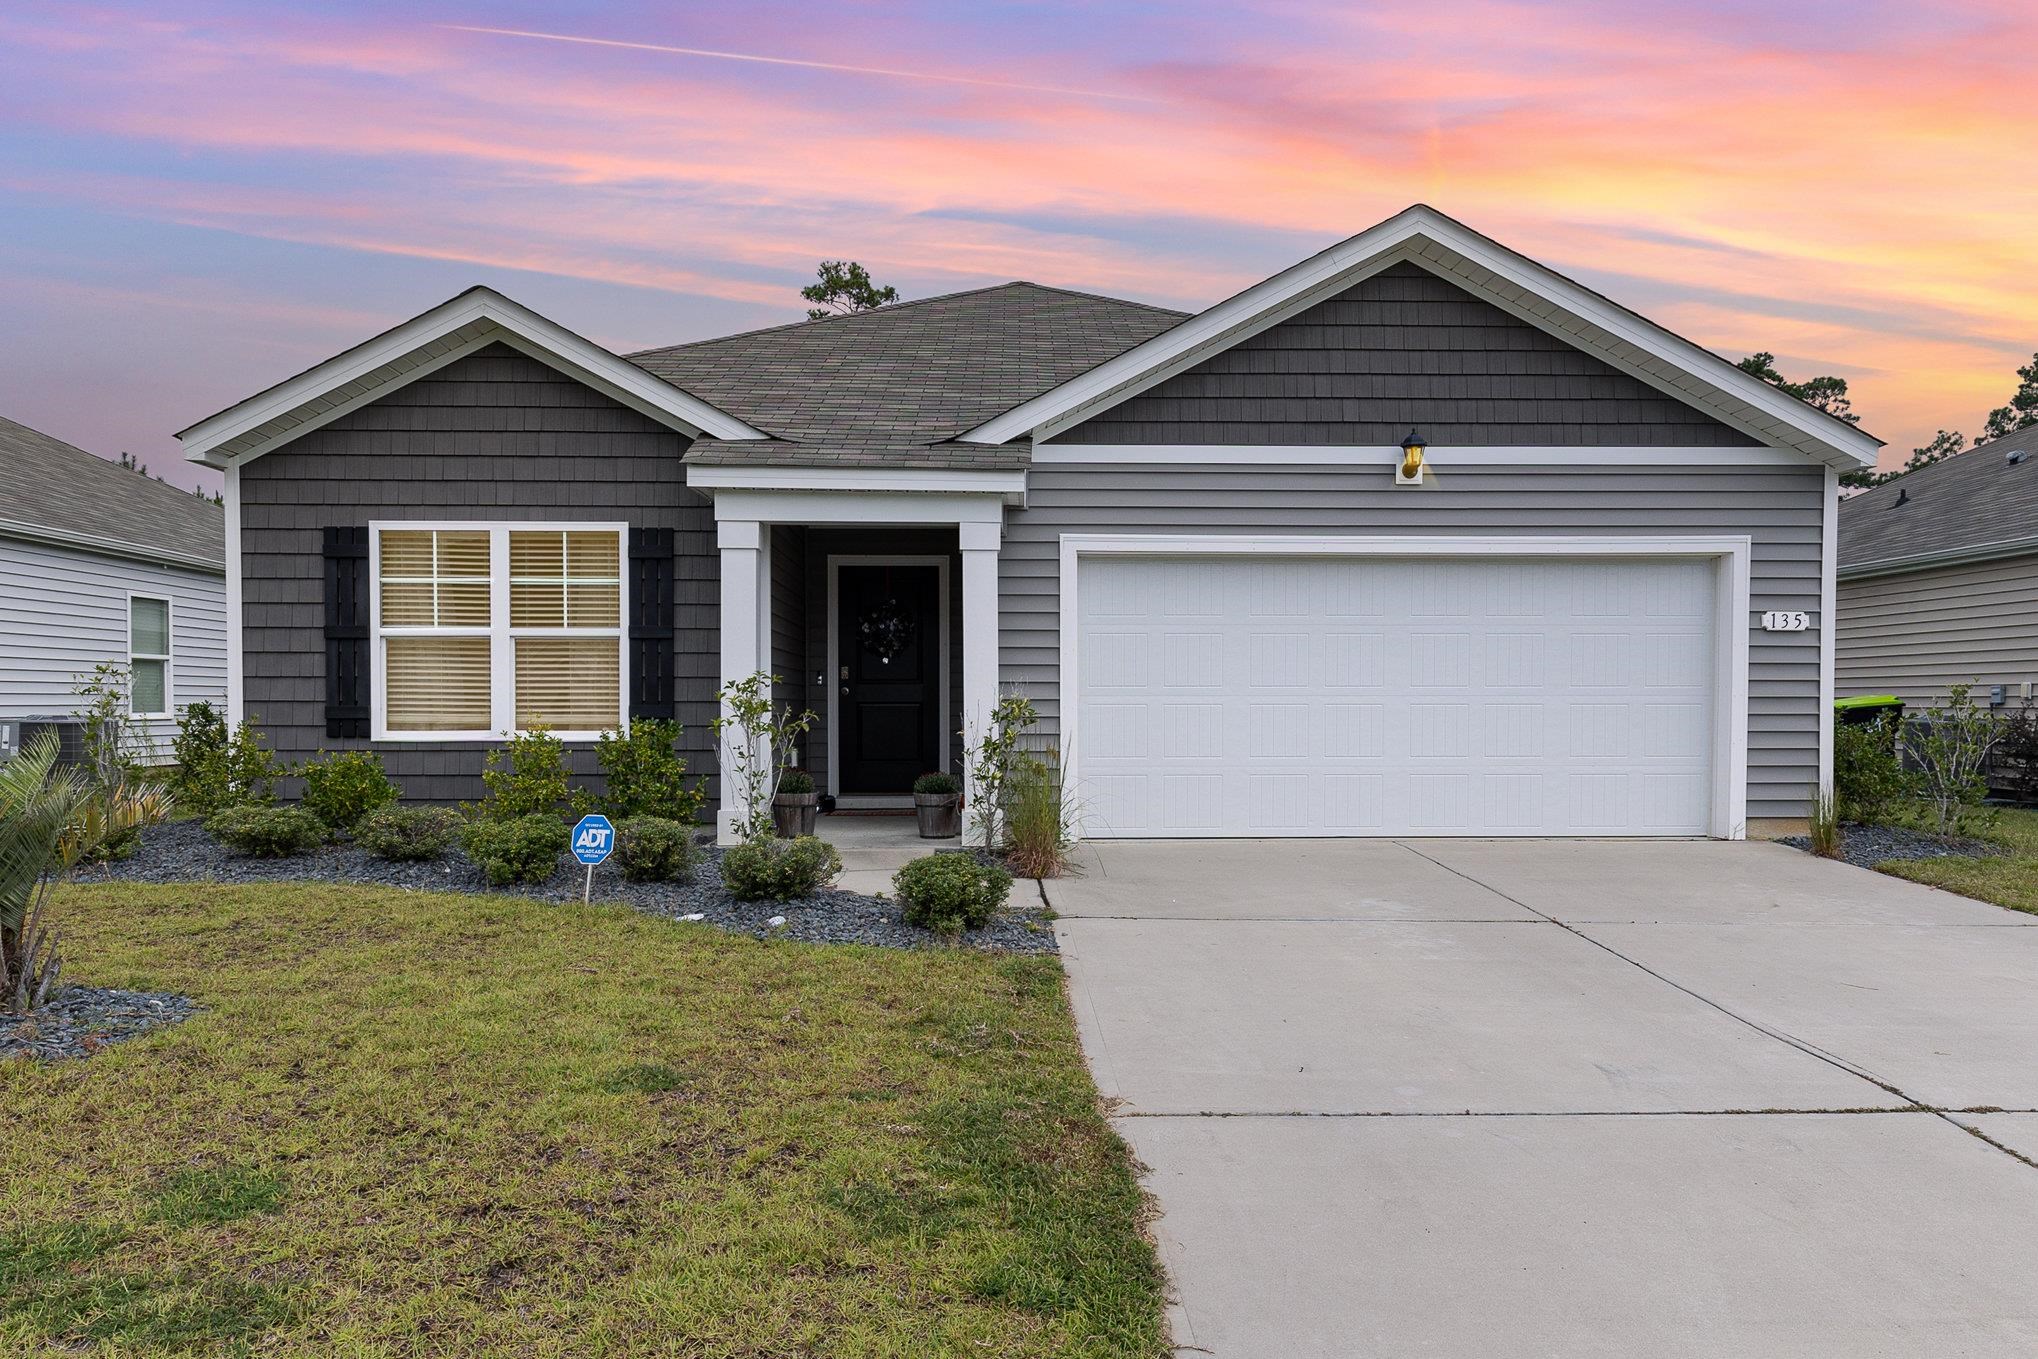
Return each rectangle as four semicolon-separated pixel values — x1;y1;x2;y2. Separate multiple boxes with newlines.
626;279;1172;358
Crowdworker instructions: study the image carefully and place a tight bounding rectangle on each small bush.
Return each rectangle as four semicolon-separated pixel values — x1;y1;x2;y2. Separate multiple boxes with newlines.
778;769;815;795
616;816;697;883
299;750;399;832
355;805;462;862
595;719;705;824
462;813;568;886
208;804;326;858
721;835;841;902
172;708;282;814
913;771;959;796
895;853;1012;933
475;730;582;824
1834;717;1912;824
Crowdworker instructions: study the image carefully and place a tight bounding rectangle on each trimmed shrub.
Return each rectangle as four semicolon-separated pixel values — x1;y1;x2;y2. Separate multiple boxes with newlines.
777;769;815;795
299;750;399;832
462;814;569;886
894;853;1012;934
208;804;327;858
356;806;462;862
1834;717;1911;824
475;730;580;824
595;719;705;824
912;771;959;796
172;707;282;815
615;816;697;883
721;835;841;902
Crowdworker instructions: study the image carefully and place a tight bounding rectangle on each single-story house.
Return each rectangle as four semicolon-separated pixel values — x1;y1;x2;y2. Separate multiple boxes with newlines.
0;415;227;761
176;205;1880;840
1837;426;2038;711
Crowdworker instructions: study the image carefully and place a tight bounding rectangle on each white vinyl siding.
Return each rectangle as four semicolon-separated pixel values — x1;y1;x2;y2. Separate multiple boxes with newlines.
369;522;626;741
0;538;225;763
1836;553;2038;710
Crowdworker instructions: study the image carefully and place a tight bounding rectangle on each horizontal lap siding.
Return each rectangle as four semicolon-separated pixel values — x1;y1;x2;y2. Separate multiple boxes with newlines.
999;464;1827;821
0;540;226;762
239;343;717;804
1837;555;2038;709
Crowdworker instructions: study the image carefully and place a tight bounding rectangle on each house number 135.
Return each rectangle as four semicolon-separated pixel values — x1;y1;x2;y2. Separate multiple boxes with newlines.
1761;611;1812;632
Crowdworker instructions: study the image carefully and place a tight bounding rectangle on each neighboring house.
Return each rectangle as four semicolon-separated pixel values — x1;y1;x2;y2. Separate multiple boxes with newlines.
177;205;1880;839
0;415;227;761
1837;426;2038;711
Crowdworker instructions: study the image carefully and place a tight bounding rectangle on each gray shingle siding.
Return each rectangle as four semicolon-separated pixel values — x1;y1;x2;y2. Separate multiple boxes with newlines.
1053;262;1759;448
238;343;720;804
998;464;1826;822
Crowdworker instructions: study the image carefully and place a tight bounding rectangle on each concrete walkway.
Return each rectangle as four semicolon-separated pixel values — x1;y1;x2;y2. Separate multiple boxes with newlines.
1047;839;2038;1357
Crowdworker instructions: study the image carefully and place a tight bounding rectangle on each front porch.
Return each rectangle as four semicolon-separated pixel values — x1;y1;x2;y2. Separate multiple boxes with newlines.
704;481;1009;843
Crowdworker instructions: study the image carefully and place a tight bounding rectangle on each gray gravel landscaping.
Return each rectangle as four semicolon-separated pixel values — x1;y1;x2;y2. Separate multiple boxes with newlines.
1;987;197;1062
1781;822;2004;871
85;820;1056;953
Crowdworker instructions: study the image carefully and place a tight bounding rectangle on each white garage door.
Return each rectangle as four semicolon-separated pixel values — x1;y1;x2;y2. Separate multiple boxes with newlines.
1074;555;1717;837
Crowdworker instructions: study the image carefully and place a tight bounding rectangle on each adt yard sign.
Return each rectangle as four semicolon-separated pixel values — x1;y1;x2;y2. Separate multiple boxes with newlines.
572;814;614;903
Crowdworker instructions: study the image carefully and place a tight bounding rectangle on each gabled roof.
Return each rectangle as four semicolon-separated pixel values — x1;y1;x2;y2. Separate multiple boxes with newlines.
178;286;766;468
0;415;223;572
1838;426;2038;578
630;282;1186;469
961;204;1884;472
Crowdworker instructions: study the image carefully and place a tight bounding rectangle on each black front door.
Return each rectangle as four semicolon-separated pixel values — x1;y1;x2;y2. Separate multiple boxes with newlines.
837;564;942;795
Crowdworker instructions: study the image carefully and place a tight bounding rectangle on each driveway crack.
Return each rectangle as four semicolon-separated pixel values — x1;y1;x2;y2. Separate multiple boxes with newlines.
1393;841;2038;1171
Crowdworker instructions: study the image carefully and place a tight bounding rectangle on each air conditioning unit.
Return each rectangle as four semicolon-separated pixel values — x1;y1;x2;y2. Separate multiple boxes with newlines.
7;718;88;766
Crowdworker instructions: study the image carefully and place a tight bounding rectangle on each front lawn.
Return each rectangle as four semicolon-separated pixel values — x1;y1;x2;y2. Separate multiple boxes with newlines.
1876;806;2038;916
0;883;1165;1356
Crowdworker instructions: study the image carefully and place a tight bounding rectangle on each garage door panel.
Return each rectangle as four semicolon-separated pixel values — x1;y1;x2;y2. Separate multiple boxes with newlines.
1077;555;1716;837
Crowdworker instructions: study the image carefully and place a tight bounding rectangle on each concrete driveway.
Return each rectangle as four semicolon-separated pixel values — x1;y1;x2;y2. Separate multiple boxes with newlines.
1047;839;2038;1357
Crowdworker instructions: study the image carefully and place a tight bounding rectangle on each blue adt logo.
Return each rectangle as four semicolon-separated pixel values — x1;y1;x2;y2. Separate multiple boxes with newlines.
571;813;615;866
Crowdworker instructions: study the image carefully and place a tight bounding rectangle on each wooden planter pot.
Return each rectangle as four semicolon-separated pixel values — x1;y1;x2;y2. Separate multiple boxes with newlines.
772;792;819;838
915;792;962;839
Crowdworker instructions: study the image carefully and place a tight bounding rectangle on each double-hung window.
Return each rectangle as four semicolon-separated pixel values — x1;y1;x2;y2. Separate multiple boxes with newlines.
372;523;626;740
129;595;171;717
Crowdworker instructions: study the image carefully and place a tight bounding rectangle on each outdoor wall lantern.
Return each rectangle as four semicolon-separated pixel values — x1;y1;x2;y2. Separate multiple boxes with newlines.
1396;428;1428;485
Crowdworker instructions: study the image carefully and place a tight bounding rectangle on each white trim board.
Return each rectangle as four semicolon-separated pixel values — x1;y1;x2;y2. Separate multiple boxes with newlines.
180;287;766;468
1818;468;1838;797
1030;444;1813;468
687;464;1027;499
824;555;953;801
964;205;1880;473
1055;532;1752;841
223;461;243;724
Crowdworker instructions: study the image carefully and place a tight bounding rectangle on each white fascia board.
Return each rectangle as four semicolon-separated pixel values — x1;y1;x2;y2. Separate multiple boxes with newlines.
178;287;766;467
965;205;1881;473
1030;443;1813;468
708;488;1008;527
0;517;225;575
685;464;1027;497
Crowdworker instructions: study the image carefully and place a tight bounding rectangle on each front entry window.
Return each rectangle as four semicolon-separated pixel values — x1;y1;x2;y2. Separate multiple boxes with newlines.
373;523;625;739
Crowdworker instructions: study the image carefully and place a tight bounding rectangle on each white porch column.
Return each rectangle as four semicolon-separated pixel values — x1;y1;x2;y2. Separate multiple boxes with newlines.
717;518;764;844
959;519;1003;794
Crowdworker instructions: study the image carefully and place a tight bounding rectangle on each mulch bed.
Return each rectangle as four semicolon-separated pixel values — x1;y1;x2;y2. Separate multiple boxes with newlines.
83;820;1056;954
1781;822;2005;871
1;987;197;1062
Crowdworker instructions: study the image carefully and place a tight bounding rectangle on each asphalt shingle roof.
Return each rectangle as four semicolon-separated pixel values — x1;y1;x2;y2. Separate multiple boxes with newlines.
0;415;224;571
628;282;1187;469
1839;425;2038;574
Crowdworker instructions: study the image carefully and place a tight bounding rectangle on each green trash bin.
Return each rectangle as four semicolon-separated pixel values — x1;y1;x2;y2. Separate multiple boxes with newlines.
1835;695;1904;727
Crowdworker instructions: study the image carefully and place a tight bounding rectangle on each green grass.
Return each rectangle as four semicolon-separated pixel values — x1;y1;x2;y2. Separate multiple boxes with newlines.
1875;805;2038;915
0;883;1165;1357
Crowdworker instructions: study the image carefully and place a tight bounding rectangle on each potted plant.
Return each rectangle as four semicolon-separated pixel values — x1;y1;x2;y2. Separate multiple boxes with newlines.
913;771;962;839
772;769;819;838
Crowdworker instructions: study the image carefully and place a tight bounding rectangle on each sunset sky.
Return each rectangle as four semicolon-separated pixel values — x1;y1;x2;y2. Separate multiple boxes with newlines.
4;1;2036;492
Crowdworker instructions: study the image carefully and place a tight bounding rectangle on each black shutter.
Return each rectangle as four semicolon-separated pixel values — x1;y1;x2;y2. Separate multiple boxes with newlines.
323;526;370;739
629;527;676;721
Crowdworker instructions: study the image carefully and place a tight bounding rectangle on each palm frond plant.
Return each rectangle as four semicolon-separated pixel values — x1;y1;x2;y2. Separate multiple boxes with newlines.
0;732;172;1012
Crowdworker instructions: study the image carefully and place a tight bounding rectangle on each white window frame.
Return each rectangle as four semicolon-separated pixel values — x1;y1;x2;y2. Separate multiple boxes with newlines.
127;592;173;718
369;521;630;743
